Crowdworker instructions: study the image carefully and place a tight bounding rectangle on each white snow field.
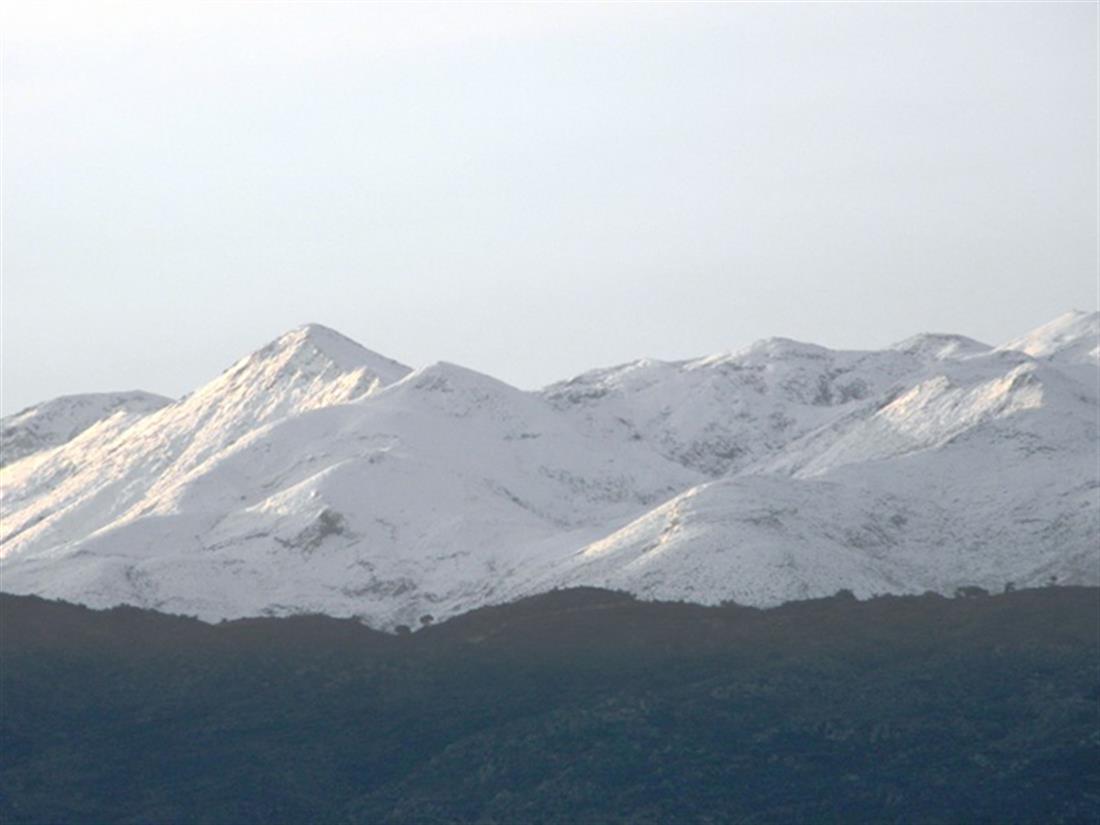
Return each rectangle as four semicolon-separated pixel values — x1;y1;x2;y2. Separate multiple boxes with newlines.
1;312;1097;629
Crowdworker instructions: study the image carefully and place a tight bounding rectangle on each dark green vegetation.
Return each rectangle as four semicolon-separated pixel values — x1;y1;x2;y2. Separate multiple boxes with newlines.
2;587;1098;824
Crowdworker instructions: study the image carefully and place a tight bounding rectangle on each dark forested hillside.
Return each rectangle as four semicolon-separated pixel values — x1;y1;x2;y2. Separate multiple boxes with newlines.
2;587;1098;824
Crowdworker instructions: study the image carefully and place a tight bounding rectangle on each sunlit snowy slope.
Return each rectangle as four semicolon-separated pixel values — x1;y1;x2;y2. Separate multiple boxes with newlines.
2;313;1096;628
0;391;172;467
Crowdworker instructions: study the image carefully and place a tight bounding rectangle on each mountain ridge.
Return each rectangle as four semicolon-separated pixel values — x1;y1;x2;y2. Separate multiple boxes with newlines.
1;312;1096;629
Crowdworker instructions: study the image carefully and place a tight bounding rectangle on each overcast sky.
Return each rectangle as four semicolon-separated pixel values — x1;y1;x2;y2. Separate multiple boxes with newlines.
2;2;1096;413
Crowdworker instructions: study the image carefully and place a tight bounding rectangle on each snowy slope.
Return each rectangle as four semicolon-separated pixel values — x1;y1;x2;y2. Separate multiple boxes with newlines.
1;354;695;627
540;334;991;477
1;391;171;467
997;309;1099;365
545;350;1098;605
528;476;929;606
1;313;1096;628
1;325;411;563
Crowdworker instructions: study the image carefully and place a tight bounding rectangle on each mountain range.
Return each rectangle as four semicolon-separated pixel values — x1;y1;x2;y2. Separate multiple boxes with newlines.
2;311;1097;629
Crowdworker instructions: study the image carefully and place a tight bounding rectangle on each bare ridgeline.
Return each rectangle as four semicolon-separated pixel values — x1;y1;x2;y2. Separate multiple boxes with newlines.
1;312;1098;823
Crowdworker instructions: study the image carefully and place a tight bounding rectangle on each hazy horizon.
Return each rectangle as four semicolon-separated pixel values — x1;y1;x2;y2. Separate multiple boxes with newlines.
3;2;1097;414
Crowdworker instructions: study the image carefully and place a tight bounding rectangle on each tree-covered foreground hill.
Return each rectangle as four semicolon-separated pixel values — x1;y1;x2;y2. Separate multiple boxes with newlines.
2;586;1097;824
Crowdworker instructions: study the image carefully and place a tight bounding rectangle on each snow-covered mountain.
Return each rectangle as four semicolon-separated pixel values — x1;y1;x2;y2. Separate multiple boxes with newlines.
1;325;411;566
540;333;991;477
0;391;171;467
997;309;1100;365
544;350;1098;605
1;313;1097;628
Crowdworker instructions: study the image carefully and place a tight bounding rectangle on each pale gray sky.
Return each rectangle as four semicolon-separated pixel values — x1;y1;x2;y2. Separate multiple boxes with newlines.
2;2;1097;413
